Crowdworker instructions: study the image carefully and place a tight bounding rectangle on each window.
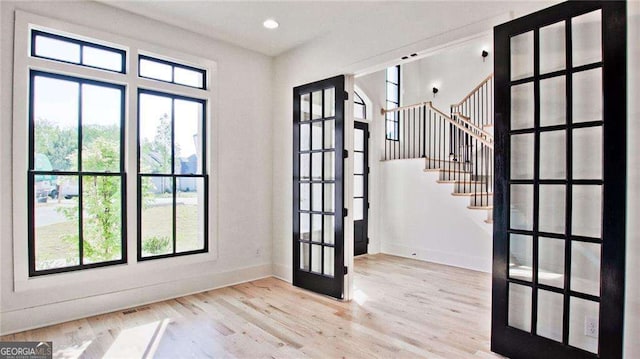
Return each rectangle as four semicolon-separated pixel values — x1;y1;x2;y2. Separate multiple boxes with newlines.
139;55;206;89
29;71;126;275
385;65;400;140
354;90;367;120
31;30;125;73
138;90;208;259
18;21;213;278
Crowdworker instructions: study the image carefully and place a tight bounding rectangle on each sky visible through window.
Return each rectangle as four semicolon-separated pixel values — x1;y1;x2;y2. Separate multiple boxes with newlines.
34;77;201;161
35;35;80;62
139;94;201;160
35;34;123;72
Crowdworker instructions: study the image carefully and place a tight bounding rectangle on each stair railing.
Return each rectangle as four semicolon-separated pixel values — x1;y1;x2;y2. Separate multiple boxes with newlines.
450;73;494;128
381;101;493;208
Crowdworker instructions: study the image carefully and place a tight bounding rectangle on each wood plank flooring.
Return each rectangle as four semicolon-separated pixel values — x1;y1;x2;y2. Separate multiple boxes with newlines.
1;254;502;358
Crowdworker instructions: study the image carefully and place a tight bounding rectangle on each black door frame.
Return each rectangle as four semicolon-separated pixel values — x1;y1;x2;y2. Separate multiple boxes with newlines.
293;75;346;299
492;2;626;358
354;121;369;256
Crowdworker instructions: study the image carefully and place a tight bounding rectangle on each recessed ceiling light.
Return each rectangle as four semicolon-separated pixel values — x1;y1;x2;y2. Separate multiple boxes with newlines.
263;19;279;29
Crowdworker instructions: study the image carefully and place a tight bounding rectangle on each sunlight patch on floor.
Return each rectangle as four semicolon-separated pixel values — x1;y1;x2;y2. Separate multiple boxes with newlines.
103;318;169;359
53;340;92;359
353;288;369;305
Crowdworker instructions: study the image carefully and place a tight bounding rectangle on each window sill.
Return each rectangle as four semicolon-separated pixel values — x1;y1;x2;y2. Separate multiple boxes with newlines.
14;249;218;293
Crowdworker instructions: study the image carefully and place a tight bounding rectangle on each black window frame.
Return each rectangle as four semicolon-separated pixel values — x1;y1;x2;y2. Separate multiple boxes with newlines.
354;90;367;120
136;88;209;261
138;55;207;90
30;29;126;74
385;65;400;141
28;70;127;277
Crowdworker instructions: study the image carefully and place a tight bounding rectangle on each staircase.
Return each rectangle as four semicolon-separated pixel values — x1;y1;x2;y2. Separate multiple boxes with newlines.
382;74;494;223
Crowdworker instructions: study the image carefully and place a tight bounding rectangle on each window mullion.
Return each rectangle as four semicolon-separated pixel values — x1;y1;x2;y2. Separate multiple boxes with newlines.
78;82;84;266
172;176;177;254
26;57;128;84
171;98;177;255
79;44;84;67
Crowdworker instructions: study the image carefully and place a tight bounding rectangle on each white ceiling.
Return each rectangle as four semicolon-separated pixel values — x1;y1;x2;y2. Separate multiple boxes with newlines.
101;1;382;56
101;1;557;57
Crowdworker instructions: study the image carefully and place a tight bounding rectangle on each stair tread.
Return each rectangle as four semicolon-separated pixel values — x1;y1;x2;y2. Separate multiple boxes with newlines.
425;157;472;165
468;205;493;210
437;180;484;184
424;168;471;174
451;192;493;197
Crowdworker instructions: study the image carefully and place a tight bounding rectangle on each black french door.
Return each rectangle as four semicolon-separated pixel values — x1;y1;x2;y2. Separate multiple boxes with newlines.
493;2;626;358
293;75;345;299
354;121;369;256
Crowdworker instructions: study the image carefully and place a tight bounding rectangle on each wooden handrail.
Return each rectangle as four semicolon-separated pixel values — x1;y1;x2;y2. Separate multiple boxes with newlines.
382;101;493;149
425;102;493;149
380;102;427;114
451;112;494;140
450;73;493;109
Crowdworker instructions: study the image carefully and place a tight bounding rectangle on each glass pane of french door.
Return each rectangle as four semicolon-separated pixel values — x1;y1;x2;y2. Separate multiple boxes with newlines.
353;121;368;256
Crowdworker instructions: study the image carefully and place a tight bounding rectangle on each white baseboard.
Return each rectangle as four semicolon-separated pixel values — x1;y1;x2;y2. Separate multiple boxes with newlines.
272;263;292;282
381;243;491;273
0;263;271;336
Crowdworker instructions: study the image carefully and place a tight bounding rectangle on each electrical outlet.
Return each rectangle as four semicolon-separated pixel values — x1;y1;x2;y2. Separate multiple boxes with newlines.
584;316;598;338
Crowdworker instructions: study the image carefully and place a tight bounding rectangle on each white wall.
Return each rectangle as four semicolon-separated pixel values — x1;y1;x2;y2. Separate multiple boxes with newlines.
0;1;273;334
379;159;492;272
402;34;493;110
354;72;386;161
625;2;639;357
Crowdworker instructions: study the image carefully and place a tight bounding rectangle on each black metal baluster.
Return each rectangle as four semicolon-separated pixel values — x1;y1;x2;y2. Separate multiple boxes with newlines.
427;107;431;165
395;111;398;160
431;109;435;168
490;77;493;125
449;122;453;156
412;107;416;158
420;106;427;158
418;107;422;158
398;110;407;159
387;113;390;161
448;115;452;180
483;82;486;127
407;109;415;158
438;113;442;171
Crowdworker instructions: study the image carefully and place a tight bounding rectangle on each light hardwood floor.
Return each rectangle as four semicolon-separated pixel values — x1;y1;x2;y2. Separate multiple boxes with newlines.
1;254;502;358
